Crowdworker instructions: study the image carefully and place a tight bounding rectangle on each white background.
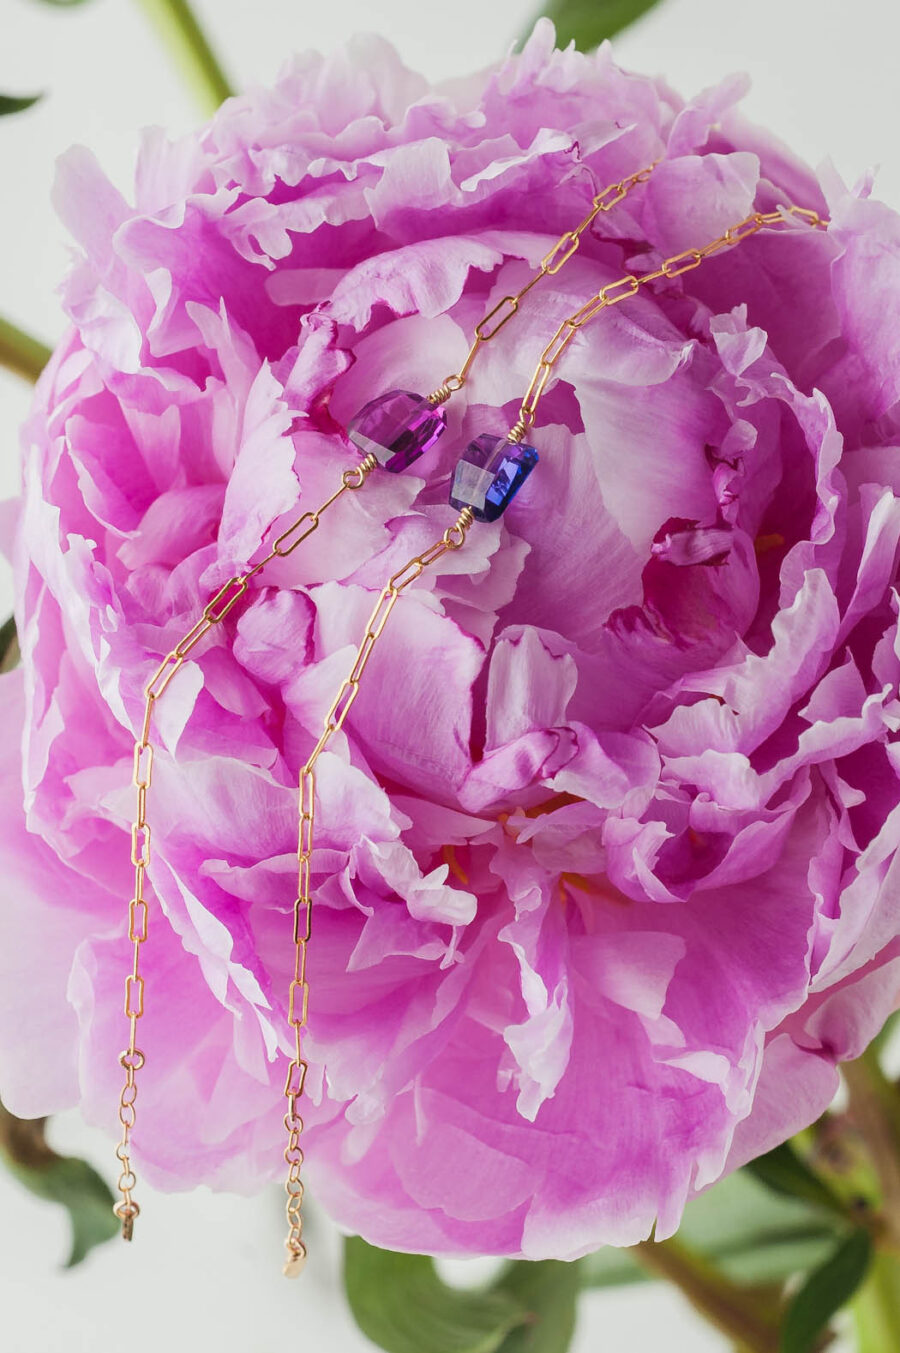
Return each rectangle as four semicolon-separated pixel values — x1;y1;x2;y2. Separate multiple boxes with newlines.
0;0;895;1349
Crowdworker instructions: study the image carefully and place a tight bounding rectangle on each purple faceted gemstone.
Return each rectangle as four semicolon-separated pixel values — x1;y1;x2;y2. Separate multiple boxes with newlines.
347;389;447;473
449;433;539;522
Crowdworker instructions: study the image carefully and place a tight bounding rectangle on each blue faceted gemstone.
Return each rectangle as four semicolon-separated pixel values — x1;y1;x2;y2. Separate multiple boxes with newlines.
449;433;538;522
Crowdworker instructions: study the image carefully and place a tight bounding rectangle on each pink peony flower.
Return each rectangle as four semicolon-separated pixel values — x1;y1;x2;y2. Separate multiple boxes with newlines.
3;18;900;1259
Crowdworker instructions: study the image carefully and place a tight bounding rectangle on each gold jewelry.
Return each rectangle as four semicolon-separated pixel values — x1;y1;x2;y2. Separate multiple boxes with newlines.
277;197;830;1274
112;161;660;1245
423;161;658;407
112;167;830;1274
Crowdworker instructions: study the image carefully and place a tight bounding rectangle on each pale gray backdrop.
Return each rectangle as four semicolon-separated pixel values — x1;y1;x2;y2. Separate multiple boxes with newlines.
1;1;895;1349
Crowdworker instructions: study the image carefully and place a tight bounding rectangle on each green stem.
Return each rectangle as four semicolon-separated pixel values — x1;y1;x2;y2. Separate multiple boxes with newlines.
0;1102;54;1172
852;1251;900;1352
0;616;19;673
843;1046;900;1250
0;315;51;384
132;0;234;114
631;1238;782;1353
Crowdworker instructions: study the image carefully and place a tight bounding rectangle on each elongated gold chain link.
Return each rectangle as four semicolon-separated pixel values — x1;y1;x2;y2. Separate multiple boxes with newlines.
280;506;475;1276
112;455;379;1240
112;720;151;1241
508;203;830;439
426;161;658;404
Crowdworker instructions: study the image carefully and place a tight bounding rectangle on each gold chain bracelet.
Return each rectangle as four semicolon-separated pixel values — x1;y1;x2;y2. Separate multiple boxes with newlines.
111;160;656;1242
275;192;832;1274
112;161;832;1271
281;507;475;1274
508;203;830;440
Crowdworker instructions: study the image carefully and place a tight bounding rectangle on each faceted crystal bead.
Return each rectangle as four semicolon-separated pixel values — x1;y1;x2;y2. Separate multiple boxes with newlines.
347;389;447;473
449;433;539;522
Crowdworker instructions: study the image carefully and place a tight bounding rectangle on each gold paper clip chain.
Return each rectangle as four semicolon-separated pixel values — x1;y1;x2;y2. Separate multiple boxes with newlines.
112;160;655;1243
426;161;658;405
280;506;474;1275
276;193;832;1270
112;454;379;1240
508;203;830;440
114;170;829;1266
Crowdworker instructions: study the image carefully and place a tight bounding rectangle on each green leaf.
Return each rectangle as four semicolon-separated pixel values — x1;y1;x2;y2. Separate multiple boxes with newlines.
0;93;42;116
581;1167;838;1291
779;1229;873;1353
681;1169;840;1287
745;1141;848;1219
852;1251;900;1353
494;1260;582;1353
529;0;667;50
28;0;94;6
0;1106;118;1266
344;1237;528;1353
578;1245;644;1290
6;1155;120;1267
